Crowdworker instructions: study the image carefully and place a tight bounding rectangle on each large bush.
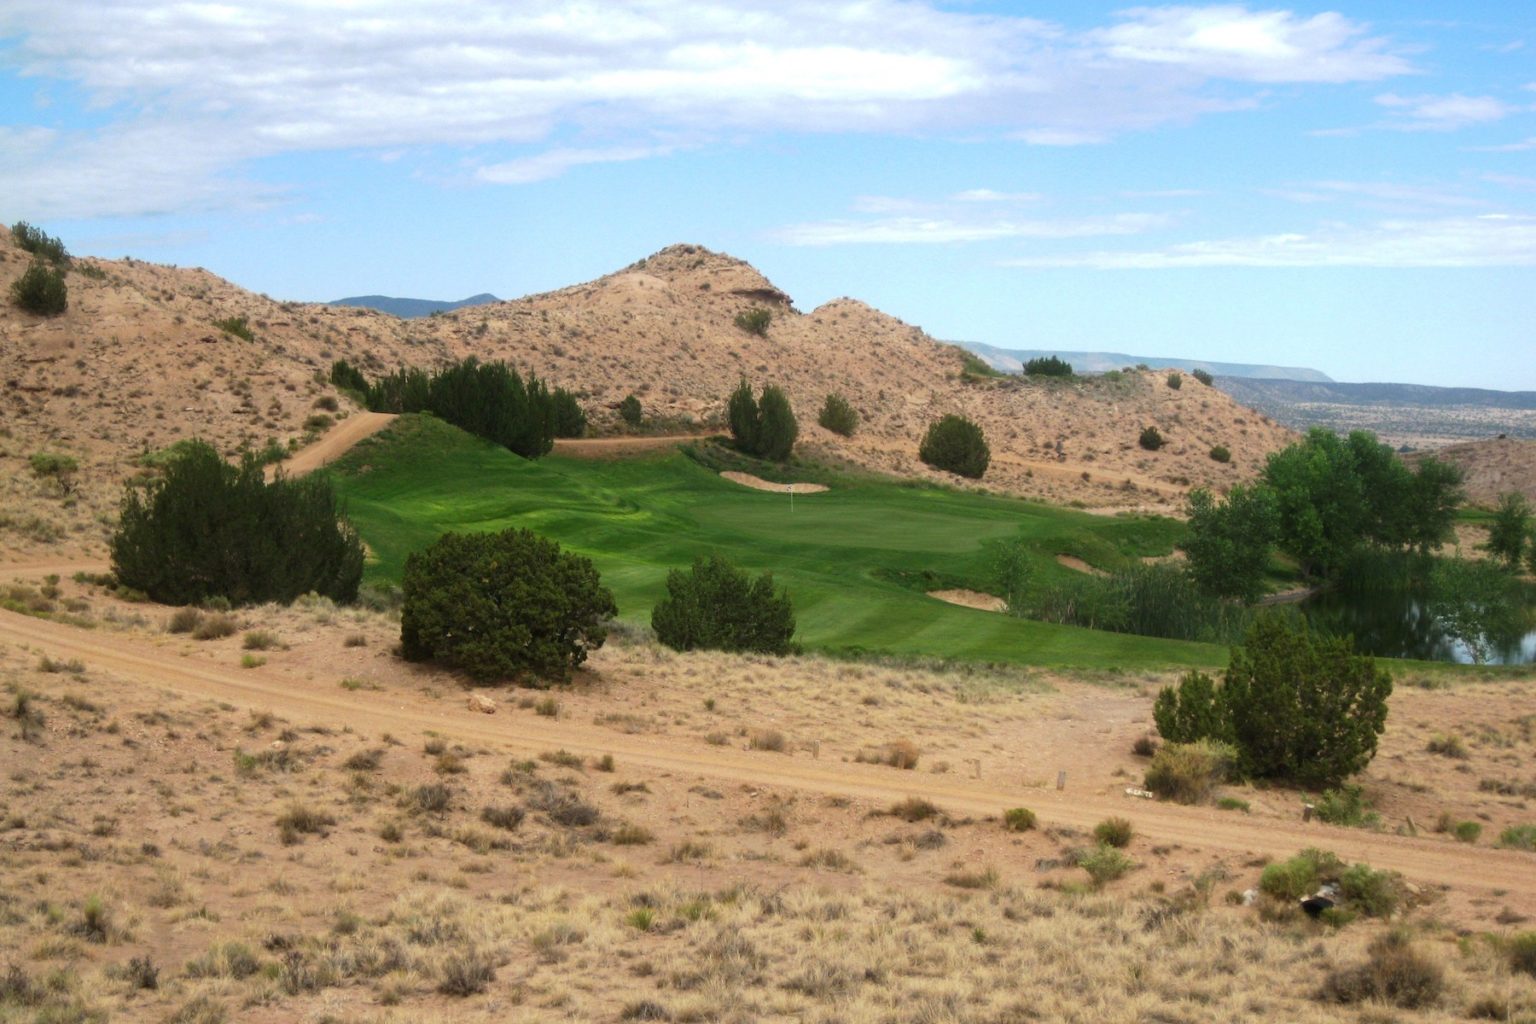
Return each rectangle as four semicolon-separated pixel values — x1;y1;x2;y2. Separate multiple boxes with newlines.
818;393;858;437
619;394;643;427
350;357;561;459
726;379;797;461
552;388;586;438
919;414;989;479
1179;485;1279;604
651;554;795;655
400;529;616;684
1151;614;1392;789
11;221;69;264
10;261;67;316
111;441;363;606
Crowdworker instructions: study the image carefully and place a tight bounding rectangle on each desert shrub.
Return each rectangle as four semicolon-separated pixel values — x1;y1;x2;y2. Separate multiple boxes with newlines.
552;388;586;438
1003;807;1036;832
734;307;771;336
276;804;334;844
214;316;253;341
1166;371;1183;390
191;613;238;640
919;414;989;479
1338;862;1405;917
111;440;363;606
727;379;797;461
749;728;786;752
411;783;453;814
818;393;858;437
1319;931;1442;1009
650;553;795;655
12;221;69;264
1208;445;1230;463
1216;796;1249;812
10;261;67;315
401;528;615;684
1192;368;1214;386
1078;845;1133;885
890;797;942;823
611;823;655;845
1508;932;1536;977
1143;740;1236;804
1023;355;1073;377
1259;848;1344;901
29;452;78;478
313;394;339;412
1454;821;1482;843
125;954;159;990
1093;817;1133;848
1425;733;1467;758
438;950;495;996
1499;824;1536;851
1132;734;1158;757
329;359;369;394
1149;614;1390;789
1138;426;1164;451
242;629;279;651
303;413;333;433
619;394;643;426
480;805;524;831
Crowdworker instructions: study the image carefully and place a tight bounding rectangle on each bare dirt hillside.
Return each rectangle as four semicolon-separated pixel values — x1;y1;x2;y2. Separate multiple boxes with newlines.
1408;436;1536;507
1;231;1294;561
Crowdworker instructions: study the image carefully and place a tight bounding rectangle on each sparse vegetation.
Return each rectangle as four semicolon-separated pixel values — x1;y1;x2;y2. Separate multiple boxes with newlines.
1166;371;1182;390
213;316;254;341
1093;817;1134;848
1143;739;1237;804
10;261;67;315
12;220;69;264
1319;931;1442;1008
1192;368;1214;386
734;307;771;336
1003;807;1036;831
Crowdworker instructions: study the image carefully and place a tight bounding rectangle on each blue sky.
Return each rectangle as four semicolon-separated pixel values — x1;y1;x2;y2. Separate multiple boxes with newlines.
2;2;1533;388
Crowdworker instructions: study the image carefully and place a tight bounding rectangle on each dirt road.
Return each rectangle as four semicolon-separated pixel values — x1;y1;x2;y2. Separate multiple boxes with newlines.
3;605;1532;901
267;411;397;479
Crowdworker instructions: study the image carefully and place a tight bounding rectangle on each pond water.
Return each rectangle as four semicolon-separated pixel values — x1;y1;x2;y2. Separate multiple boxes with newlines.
1303;589;1536;665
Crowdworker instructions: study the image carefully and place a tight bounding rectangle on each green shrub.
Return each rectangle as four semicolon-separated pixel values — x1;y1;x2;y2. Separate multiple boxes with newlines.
650;554;795;655
1192;368;1214;386
1499;824;1536;851
1078;845;1133;886
818;393;858;437
1338;862;1405;917
213;316;253;341
1143;739;1236;804
29;452;78;478
1259;848;1343;901
11;221;68;264
619;394;643;427
1138;426;1164;451
1216;796;1249;812
1208;445;1231;463
1314;785;1381;829
1319;931;1442;1008
734;307;771;336
552;388;586;438
1166;372;1183;390
1023;355;1073;377
1003;807;1036;832
10;261;67;315
401;528;615;684
363;357;561;459
1425;733;1467;758
329;359;369;394
1508;932;1536;977
726;379;797;461
1093;817;1133;848
111;440;363;607
1453;820;1481;844
919;414;989;479
1153;670;1226;745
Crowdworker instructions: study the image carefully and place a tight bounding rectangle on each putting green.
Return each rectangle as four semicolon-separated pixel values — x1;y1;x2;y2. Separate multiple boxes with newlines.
329;415;1221;669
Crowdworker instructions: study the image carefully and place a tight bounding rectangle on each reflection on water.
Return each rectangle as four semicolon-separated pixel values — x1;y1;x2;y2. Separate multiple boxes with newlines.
1303;589;1536;665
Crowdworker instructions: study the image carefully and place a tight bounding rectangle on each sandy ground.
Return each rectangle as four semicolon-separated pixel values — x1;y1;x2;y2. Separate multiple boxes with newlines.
267;410;396;479
928;588;1007;612
719;471;830;494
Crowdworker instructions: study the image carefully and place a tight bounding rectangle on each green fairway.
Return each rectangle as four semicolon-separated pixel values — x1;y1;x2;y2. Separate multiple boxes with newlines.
328;415;1223;669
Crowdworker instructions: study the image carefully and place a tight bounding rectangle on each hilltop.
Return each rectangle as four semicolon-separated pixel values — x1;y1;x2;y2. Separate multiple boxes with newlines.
962;341;1332;382
328;292;501;318
1405;435;1536;507
0;232;1294;560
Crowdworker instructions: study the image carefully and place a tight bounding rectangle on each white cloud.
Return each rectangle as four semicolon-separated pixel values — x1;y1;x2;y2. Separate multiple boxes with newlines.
1263;180;1483;210
0;1;1415;217
477;145;676;184
1091;5;1411;83
776;212;1171;246
1000;215;1536;268
949;189;1043;204
1374;92;1517;131
1467;137;1536;153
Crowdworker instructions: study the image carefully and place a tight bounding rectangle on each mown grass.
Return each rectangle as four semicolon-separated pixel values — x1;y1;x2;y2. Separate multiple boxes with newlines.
328;415;1219;669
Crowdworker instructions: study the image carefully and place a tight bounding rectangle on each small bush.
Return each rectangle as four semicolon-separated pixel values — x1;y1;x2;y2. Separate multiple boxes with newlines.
1208;445;1231;463
1508;932;1536;977
619;394;643;426
1192;368;1214;386
242;630;279;651
29;452;78;478
1259;848;1344;901
343;748;384;771
1453;820;1482;844
10;261;67;315
276;804;335;844
1003;807;1037;832
651;554;794;655
192;613;239;641
1499;824;1536;850
213;316;254;341
480;805;525;831
1216;796;1250;813
1338;862;1405;918
410;783;453;815
748;729;786;752
1166;372;1182;390
1425;734;1467;759
1078;845;1133;885
1144;740;1236;804
1139;426;1165;451
1093;817;1134;848
890;797;942;823
1314;785;1380;829
1319;931;1443;1008
734;307;771;336
818;393;858;437
1131;734;1158;757
125;954;159;990
919;414;989;479
437;950;495;997
611;823;655;845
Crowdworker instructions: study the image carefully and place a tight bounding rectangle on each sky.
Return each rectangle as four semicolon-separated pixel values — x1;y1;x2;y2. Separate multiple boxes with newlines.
1;2;1533;389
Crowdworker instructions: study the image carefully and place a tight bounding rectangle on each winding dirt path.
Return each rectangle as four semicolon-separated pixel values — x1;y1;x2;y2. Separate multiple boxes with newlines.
2;605;1533;902
268;411;397;479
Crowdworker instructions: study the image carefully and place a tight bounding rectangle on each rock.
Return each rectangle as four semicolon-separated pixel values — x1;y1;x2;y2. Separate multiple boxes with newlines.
467;694;497;715
1301;895;1335;919
1240;888;1258;906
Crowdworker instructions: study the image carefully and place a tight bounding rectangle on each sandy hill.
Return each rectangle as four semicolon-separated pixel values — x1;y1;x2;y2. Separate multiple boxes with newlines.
0;232;1294;560
1406;436;1536;507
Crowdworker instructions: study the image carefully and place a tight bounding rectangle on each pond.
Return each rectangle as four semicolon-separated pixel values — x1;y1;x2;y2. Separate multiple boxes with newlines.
1303;588;1536;665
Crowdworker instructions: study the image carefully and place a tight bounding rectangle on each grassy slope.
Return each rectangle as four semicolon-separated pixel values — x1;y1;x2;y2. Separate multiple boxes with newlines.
330;415;1221;669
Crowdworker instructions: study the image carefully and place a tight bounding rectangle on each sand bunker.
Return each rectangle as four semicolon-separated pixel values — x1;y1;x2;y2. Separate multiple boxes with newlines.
720;471;829;494
1055;554;1106;575
928;589;1006;613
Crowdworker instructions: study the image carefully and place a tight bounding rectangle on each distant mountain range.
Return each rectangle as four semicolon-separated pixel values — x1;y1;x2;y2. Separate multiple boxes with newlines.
1217;378;1536;412
959;342;1333;383
328;293;500;318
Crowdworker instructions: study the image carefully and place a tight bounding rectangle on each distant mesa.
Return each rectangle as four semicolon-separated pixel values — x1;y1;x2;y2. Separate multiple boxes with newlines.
959;342;1333;383
328;293;500;318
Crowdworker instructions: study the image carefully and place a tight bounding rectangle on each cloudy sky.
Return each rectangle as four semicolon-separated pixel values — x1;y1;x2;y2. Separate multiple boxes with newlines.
2;2;1533;388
